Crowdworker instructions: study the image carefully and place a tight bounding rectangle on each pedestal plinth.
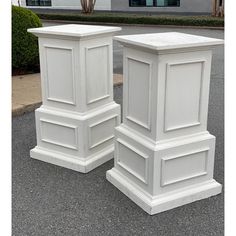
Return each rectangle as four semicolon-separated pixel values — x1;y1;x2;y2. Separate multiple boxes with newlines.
106;32;224;214
28;24;121;173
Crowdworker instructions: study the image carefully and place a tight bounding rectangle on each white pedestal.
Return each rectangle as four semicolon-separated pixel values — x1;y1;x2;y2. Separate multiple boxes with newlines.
106;32;224;214
28;24;121;173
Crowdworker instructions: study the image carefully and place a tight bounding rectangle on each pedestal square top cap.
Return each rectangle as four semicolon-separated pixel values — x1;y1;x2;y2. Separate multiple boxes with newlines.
28;24;121;38
114;32;224;51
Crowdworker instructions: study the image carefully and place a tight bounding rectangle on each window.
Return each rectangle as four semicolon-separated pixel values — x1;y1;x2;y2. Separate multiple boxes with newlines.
129;0;180;7
26;0;52;6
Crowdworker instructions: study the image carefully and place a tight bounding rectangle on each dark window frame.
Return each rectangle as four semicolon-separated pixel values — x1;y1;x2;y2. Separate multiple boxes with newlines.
26;0;52;7
129;0;180;7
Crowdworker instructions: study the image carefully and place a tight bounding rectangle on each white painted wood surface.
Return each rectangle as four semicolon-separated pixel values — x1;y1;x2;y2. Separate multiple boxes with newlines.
28;24;121;173
28;24;122;38
114;32;223;51
106;32;224;215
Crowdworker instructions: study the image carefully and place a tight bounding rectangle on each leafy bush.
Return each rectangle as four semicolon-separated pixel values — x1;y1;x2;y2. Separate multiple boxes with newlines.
12;6;42;70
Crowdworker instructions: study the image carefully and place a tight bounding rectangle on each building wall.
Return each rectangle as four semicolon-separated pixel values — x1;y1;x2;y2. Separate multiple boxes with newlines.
111;0;212;13
12;0;19;5
21;0;111;10
20;0;26;6
21;0;211;13
12;0;26;6
51;0;111;10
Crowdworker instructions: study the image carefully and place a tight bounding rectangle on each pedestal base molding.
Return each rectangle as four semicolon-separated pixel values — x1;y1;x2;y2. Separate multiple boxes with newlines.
106;126;222;214
107;169;221;215
30;103;120;173
31;145;114;173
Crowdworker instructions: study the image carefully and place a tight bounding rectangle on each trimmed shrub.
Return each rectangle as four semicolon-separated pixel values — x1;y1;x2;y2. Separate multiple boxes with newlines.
12;6;42;70
37;13;224;27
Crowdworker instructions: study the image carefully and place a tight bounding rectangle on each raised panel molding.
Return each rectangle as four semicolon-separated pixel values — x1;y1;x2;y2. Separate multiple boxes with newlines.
30;24;122;174
85;44;110;104
88;115;117;149
107;32;223;214
161;148;208;187
44;45;76;105
126;57;152;130
164;60;205;132
40;119;78;150
117;138;149;184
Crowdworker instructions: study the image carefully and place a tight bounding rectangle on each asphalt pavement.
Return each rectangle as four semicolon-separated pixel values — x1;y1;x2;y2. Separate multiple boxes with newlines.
12;25;224;235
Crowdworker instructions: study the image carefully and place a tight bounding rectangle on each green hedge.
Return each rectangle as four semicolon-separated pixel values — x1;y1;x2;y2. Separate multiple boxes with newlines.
12;6;42;70
37;13;224;27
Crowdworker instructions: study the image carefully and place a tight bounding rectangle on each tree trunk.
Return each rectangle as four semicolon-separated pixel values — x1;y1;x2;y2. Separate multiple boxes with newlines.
221;0;224;17
216;0;220;17
212;0;216;16
212;0;224;17
80;0;97;14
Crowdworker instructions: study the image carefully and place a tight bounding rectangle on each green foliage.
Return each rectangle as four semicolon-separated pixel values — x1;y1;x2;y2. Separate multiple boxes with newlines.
12;6;42;70
37;13;224;27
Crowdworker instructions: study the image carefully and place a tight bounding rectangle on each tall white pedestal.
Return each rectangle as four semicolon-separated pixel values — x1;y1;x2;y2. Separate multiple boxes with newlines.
28;24;121;173
106;32;224;214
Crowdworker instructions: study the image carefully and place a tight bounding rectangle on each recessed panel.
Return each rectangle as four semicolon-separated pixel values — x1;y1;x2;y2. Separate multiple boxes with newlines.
86;45;109;104
40;119;78;150
89;116;116;149
164;61;204;131
117;139;148;184
161;149;208;186
45;47;75;105
127;58;151;129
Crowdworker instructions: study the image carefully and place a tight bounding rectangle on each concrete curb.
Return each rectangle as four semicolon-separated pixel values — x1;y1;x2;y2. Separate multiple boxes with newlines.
12;102;42;117
41;19;224;30
12;73;123;117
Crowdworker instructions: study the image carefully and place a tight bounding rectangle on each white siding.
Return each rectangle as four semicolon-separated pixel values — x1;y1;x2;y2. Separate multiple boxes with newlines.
21;0;111;10
12;0;20;5
51;0;111;10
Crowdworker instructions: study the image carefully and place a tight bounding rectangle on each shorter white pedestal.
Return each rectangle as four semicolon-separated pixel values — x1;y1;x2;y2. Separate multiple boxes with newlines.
28;24;121;173
107;32;224;214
